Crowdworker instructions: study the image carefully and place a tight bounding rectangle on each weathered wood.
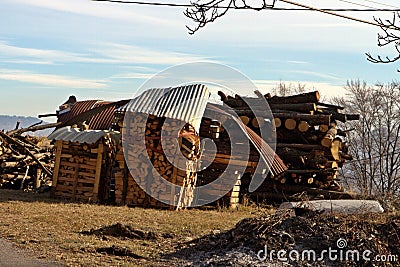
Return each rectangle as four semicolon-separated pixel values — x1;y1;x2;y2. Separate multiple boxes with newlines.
273;117;282;128
52;140;63;189
239;116;250;125
265;91;320;104
297;121;310;133
273;113;330;125
321;124;337;147
284;118;297;130
1;161;18;168
270;103;316;113
276;143;324;150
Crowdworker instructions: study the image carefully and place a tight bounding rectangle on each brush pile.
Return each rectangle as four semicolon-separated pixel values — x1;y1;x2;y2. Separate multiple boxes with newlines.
171;212;399;266
0;132;53;190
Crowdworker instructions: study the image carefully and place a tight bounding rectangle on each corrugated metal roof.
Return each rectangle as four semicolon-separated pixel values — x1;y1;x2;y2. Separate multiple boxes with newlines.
57;100;99;124
48;126;117;144
124;84;210;131
88;101;115;130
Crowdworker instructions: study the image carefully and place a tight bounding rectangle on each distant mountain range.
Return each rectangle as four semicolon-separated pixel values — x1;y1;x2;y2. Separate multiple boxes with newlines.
0;115;54;136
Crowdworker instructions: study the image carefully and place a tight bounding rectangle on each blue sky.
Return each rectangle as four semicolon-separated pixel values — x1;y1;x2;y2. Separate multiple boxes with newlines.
1;0;400;118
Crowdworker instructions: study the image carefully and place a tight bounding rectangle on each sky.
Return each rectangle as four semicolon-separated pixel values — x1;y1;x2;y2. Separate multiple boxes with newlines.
1;0;400;118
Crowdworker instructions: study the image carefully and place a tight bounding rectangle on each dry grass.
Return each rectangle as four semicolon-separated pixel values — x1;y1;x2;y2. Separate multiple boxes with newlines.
0;190;271;266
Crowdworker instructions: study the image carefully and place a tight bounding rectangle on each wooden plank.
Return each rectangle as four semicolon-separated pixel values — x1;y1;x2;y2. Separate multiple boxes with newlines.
57;176;96;184
60;161;97;171
58;169;95;178
52;140;63;188
92;143;104;201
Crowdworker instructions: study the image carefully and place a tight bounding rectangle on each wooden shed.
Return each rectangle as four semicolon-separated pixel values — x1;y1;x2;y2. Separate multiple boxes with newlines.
48;126;118;203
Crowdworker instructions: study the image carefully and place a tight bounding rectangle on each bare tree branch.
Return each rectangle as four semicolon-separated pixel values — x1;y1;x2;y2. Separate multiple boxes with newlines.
184;0;277;34
366;12;400;70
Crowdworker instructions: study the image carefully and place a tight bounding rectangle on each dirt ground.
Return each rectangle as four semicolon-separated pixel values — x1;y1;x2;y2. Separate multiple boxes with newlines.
0;189;266;266
0;190;398;267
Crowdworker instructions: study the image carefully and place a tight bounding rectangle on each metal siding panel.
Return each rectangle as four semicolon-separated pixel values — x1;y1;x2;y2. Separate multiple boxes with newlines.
48;126;113;144
125;84;210;131
88;101;115;130
57;100;98;123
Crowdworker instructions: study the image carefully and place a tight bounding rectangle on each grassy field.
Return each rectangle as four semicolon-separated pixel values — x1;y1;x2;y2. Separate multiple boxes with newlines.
0;190;271;266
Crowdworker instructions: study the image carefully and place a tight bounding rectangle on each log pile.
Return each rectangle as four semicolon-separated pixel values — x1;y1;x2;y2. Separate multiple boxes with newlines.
114;113;199;209
218;90;359;194
0;132;53;190
197;117;257;208
51;133;116;203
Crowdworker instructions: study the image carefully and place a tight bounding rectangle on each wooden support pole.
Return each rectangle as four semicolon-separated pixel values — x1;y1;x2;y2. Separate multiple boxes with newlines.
52;140;63;189
92;143;104;202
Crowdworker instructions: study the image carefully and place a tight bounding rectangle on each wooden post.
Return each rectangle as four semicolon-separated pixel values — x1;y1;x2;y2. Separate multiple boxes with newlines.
52;140;63;191
93;142;104;202
35;168;42;189
229;172;241;209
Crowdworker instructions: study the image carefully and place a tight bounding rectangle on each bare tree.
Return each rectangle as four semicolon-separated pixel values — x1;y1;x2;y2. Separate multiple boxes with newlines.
366;12;400;70
270;80;306;97
335;80;400;198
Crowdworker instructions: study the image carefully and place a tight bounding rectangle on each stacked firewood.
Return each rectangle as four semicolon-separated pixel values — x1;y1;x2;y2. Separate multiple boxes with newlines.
114;113;199;209
52;135;115;202
0;132;53;190
218;90;359;192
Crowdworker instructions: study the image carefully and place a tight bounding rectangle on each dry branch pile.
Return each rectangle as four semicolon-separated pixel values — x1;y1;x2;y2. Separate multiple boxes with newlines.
0;132;53;190
114;113;199;209
172;212;399;266
218;90;359;194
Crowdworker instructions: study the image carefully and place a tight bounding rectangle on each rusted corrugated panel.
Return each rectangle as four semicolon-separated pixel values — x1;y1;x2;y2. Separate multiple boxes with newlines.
88;101;115;130
48;126;116;144
125;84;210;131
57;100;99;124
205;103;287;177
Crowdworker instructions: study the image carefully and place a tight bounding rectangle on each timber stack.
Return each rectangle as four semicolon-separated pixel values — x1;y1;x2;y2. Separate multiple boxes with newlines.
49;126;117;203
114;112;199;209
218;90;359;194
197;104;288;207
0;132;53;190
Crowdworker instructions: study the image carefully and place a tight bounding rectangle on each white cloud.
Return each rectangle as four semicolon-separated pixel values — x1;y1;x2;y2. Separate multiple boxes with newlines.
288;70;341;80
111;72;155;80
0;41;113;64
0;41;213;66
0;69;107;89
11;0;178;26
93;43;214;65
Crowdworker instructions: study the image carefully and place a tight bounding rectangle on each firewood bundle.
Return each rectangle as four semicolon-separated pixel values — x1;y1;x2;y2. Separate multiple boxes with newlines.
0;132;53;190
114;113;199;209
51;134;115;202
218;90;359;192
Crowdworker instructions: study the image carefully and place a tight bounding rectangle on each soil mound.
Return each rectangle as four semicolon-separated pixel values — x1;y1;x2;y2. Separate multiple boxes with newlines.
170;211;399;266
81;223;159;240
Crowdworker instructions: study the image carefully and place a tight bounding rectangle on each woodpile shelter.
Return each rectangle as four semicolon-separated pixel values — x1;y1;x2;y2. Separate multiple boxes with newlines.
113;85;208;208
48;127;118;202
45;84;359;208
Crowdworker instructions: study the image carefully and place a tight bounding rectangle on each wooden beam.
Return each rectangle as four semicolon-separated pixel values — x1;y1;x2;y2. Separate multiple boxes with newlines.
92;143;104;202
52;140;63;189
